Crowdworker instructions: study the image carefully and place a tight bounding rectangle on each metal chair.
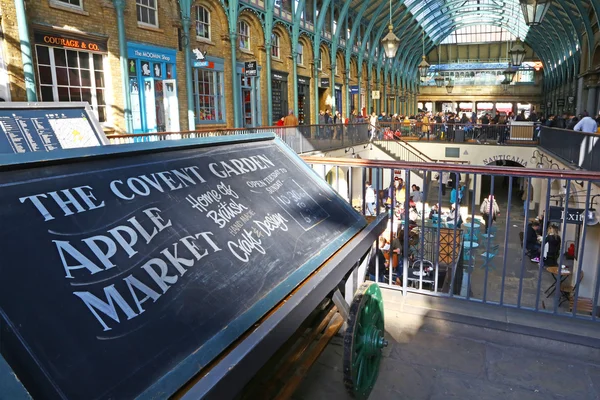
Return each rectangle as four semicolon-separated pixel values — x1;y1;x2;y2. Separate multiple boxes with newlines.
480;226;497;242
480;244;499;270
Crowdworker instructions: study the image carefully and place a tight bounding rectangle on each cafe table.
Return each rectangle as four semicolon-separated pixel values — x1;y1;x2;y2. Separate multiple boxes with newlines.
544;266;571;298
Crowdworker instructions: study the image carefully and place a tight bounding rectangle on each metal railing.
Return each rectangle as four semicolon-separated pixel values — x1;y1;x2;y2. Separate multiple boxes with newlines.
302;156;600;321
377;121;537;144
107;123;371;154
539;127;600;172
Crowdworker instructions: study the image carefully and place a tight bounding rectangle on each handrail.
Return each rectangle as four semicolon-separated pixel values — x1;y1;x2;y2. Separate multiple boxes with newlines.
300;156;600;180
395;137;437;162
108;122;371;139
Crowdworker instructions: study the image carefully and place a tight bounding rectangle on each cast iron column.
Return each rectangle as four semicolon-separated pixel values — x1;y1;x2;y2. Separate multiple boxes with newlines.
113;0;133;133
15;0;37;101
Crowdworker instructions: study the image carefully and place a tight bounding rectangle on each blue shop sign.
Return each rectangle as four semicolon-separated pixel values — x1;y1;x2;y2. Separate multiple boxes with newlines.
127;42;177;63
191;55;225;71
350;85;359;94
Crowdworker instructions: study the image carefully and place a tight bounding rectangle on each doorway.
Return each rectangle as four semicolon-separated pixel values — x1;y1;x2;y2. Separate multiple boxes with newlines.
240;74;261;127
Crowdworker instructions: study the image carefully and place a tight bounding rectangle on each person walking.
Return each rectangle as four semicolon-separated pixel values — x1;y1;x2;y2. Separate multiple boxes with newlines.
369;111;379;141
480;195;500;234
420;113;430;140
283;109;298;126
365;181;376;216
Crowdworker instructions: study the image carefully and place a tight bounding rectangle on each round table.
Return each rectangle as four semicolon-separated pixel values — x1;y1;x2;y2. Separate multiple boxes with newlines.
544;266;571;298
463;241;479;249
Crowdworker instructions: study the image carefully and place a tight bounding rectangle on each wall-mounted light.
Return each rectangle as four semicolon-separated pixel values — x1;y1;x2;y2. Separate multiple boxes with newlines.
344;147;355;155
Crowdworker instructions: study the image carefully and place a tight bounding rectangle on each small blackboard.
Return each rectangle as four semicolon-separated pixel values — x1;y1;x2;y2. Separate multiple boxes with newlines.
244;61;257;76
0;134;365;399
445;147;460;158
0;102;107;154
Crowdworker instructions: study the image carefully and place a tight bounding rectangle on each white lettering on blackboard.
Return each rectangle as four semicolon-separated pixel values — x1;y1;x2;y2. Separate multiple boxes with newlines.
253;213;289;237
209;155;275;179
73;230;221;331
109;166;206;201
54;207;172;278
206;200;249;228
20;185;105;222
227;229;265;262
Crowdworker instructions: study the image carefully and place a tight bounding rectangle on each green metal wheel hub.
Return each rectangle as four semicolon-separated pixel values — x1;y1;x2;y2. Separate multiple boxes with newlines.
343;282;387;399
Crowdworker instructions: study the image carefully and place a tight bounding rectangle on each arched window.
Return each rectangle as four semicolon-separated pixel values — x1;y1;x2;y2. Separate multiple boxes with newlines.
271;33;281;58
297;43;304;65
195;6;211;41
238;21;250;50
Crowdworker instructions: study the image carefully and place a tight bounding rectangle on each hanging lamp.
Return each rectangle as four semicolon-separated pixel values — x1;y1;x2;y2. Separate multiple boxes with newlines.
519;0;552;26
381;0;400;58
418;31;430;79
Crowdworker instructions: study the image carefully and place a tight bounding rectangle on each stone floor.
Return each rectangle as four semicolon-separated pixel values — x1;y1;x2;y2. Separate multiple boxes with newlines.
293;298;600;400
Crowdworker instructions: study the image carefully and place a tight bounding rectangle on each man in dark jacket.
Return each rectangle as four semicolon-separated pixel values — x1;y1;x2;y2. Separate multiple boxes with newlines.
526;220;541;262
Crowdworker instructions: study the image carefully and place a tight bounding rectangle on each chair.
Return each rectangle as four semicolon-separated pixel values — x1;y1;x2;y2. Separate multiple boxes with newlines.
480;226;497;241
480;244;499;270
519;232;535;259
560;271;584;307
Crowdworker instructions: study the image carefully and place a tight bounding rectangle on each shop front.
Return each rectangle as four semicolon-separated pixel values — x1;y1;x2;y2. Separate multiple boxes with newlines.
298;75;311;125
127;42;179;133
191;54;226;124
33;27;109;122
319;77;329;113
271;70;289;123
238;63;261;127
334;83;342;114
350;85;359;114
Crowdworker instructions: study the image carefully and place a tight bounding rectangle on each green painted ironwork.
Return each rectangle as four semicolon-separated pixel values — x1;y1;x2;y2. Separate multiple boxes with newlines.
15;0;37;101
343;282;387;400
113;0;133;133
227;0;242;127
179;0;196;131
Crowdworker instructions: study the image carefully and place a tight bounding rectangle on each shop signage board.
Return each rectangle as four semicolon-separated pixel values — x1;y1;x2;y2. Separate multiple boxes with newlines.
372;91;381;99
548;206;586;224
245;61;257;76
33;29;108;53
349;85;359;94
334;84;342;91
568;96;575;104
546;101;552;109
0;134;365;400
0;102;107;154
557;99;565;107
298;76;310;85
319;78;330;88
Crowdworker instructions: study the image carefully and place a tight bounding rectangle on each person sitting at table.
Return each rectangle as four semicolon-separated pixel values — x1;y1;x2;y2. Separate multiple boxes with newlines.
446;203;463;228
368;237;388;282
543;224;561;266
429;204;440;220
390;231;404;285
526;220;542;262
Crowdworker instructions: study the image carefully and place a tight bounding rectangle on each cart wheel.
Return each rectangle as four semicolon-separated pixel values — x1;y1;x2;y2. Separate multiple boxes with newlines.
343;282;387;399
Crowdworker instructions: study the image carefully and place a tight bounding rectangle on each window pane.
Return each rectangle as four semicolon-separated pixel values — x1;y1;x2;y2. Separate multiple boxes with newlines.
79;53;90;70
68;68;80;86
40;85;54;101
70;87;81;101
58;86;69;101
81;69;91;87
67;50;78;68
93;54;104;71
56;67;68;86
38;66;53;85
36;46;51;65
54;49;67;67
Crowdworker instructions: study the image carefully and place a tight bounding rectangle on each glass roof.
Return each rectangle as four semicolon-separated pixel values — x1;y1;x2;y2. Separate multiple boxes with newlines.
402;0;530;44
441;25;517;44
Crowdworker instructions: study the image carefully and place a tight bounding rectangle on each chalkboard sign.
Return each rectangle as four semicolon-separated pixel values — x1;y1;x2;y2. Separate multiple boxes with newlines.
0;102;107;154
0;135;365;399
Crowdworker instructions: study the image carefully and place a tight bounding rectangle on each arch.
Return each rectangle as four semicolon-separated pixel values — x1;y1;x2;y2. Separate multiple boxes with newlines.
336;50;345;78
191;0;229;45
319;44;331;73
592;45;600;69
272;23;291;63
238;10;265;54
298;34;314;70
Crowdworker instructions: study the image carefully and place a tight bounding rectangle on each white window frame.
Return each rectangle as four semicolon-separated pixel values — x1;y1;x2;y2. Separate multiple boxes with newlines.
271;33;281;59
195;6;211;41
136;0;159;28
296;43;304;65
238;21;251;51
51;0;83;10
318;57;322;71
35;45;108;123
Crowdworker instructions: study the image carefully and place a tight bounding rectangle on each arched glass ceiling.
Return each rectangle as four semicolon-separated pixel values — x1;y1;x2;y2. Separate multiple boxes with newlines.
402;0;530;44
441;25;517;44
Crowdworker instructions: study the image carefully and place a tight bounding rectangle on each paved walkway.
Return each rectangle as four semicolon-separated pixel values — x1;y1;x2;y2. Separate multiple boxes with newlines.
293;298;600;400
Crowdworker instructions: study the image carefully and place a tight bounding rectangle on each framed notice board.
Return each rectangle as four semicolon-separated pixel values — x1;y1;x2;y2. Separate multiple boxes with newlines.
0;102;107;154
0;134;365;399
